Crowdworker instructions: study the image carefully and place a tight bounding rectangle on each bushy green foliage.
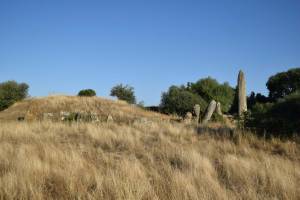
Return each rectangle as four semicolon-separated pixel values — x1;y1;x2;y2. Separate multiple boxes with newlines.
110;84;136;104
160;86;207;117
245;93;300;137
244;68;300;137
190;77;235;113
247;92;270;110
266;68;300;101
78;89;96;97
0;81;29;111
211;112;226;124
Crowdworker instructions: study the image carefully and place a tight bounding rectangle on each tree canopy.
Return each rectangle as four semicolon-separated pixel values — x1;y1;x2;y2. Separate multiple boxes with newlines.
266;68;300;101
78;89;96;97
160;86;207;116
110;84;136;104
190;77;235;113
0;80;29;111
160;77;235;117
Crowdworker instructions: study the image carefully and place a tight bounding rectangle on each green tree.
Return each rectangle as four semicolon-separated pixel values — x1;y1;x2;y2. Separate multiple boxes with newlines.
160;85;207;116
78;89;96;97
266;68;300;101
190;77;235;113
110;84;136;104
0;81;29;111
244;68;300;137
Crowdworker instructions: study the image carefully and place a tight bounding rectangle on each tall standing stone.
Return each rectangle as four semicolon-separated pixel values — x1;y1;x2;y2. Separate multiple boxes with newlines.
238;70;247;116
193;104;201;124
203;100;217;124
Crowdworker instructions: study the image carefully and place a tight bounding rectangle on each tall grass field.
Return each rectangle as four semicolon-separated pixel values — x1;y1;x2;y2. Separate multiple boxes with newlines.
0;120;299;200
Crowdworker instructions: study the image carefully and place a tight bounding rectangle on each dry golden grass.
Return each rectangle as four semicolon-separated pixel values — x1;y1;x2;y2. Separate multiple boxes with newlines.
0;121;299;200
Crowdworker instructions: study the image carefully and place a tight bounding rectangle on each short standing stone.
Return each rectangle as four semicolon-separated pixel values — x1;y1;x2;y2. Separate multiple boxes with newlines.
133;117;153;126
107;114;114;123
60;111;70;121
43;113;54;121
216;102;222;115
193;104;201;124
184;112;193;124
203;100;217;124
91;112;99;122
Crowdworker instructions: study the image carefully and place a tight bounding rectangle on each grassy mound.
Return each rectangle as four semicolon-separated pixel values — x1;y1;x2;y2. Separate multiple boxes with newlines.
0;95;170;123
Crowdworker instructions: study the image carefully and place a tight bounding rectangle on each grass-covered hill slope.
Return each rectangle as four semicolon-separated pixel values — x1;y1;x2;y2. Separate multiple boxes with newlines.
0;95;170;123
0;95;299;199
0;121;299;199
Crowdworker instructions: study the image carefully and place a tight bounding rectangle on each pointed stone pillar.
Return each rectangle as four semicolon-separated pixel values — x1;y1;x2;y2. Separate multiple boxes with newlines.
238;70;247;116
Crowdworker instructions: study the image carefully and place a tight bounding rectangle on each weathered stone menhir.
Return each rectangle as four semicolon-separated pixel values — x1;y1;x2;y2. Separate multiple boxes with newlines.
216;102;222;115
203;100;217;124
193;104;201;124
184;112;193;124
107;114;114;123
238;70;247;116
43;113;54;121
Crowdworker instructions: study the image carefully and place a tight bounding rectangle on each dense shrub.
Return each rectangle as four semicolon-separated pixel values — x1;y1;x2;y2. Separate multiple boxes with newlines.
0;81;29;111
247;92;270;110
245;93;300;137
110;84;136;104
145;106;160;112
244;68;300;137
160;86;207;117
78;89;96;97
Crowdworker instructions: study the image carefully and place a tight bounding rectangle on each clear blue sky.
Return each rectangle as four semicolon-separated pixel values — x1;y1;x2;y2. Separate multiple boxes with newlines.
0;0;299;105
